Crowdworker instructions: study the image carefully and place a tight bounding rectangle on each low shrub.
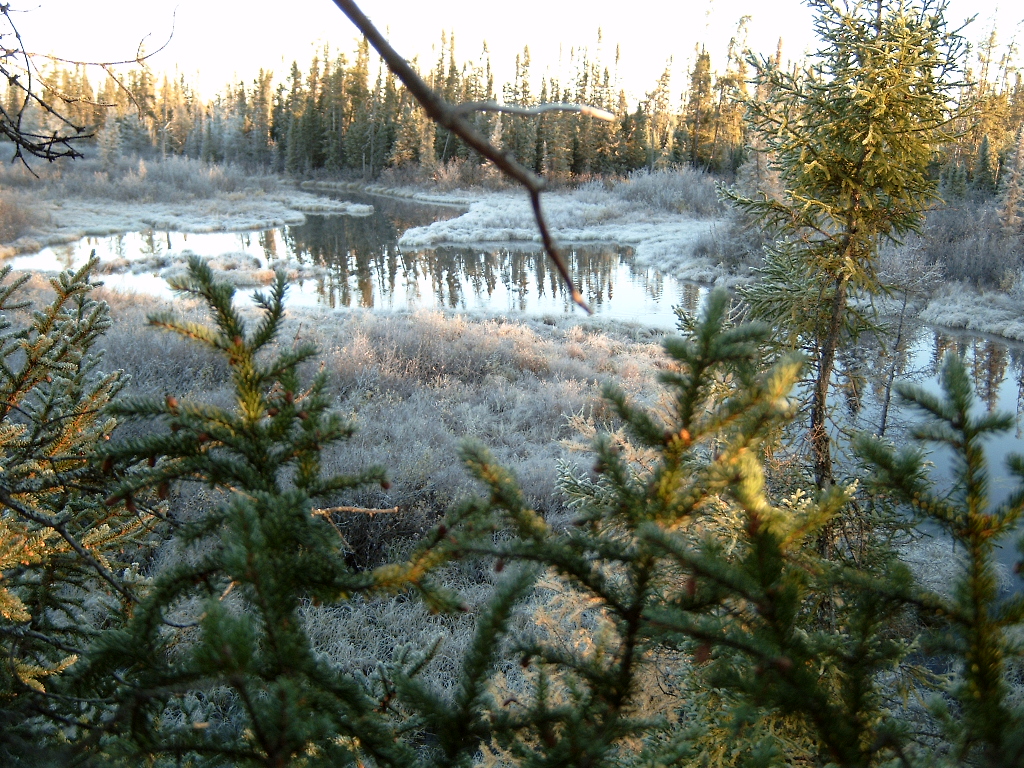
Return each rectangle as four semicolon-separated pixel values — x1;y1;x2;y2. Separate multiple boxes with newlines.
920;202;1024;288
0;191;42;241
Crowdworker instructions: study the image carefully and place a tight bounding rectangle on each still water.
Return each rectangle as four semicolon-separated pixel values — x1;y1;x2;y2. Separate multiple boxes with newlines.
840;321;1024;506
9;197;701;329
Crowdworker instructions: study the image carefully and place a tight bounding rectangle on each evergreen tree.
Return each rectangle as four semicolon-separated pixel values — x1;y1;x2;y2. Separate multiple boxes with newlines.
685;47;714;169
644;61;674;168
82;258;464;766
0;261;138;760
856;353;1024;767
283;62;305;174
344;40;374;176
616;104;650;172
973;132;999;195
734;0;966;494
997;127;1024;232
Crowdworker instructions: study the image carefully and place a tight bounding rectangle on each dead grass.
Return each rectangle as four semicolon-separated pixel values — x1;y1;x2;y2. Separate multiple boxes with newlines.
0;154;283;215
0;190;44;242
92;289;665;565
921;202;1023;288
610;167;725;218
85;286;669;711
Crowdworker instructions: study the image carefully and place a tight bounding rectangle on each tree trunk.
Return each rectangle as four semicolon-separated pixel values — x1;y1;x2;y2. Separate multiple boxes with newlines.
811;274;849;492
812;273;850;562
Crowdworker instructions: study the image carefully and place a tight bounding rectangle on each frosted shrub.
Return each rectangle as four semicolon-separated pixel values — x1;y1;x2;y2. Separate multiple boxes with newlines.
613;167;724;217
922;203;1023;287
0;190;40;241
1006;268;1024;301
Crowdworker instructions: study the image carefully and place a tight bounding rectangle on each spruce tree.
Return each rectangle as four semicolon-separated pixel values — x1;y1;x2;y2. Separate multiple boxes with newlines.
997;127;1024;233
0;260;138;761
733;0;966;493
685;47;714;169
856;353;1024;767
81;257;466;766
973;133;999;196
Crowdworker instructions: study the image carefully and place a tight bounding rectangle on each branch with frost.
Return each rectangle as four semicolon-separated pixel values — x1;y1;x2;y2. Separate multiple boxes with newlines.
0;5;175;166
452;101;616;121
331;0;619;313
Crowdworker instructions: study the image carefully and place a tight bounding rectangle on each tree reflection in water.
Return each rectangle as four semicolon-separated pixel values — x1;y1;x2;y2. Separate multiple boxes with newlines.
276;210;696;325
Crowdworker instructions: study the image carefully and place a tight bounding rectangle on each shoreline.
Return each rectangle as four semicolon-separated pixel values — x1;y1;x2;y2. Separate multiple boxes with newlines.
3;174;1023;346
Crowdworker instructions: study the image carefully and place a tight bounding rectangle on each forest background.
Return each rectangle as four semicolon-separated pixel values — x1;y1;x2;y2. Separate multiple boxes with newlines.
4;0;1024;287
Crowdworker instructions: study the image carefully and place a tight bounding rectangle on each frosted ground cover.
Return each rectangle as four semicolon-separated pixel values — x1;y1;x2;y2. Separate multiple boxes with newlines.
918;282;1024;342
0;191;372;259
398;188;726;283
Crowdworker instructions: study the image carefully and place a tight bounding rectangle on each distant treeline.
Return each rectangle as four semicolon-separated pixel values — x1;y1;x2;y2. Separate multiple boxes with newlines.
12;30;752;178
8;27;1024;191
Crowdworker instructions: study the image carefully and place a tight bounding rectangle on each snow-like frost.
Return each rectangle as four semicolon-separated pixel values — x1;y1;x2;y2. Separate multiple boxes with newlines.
398;189;723;279
0;192;374;258
301;180;477;208
918;283;1024;342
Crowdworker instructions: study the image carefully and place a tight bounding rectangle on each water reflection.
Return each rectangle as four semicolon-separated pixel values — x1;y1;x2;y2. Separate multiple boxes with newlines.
265;211;699;325
8;199;703;328
840;321;1024;506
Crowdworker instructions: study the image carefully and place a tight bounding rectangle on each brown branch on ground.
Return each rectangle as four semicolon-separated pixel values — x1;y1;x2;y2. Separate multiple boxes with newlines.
331;0;620;313
314;505;400;517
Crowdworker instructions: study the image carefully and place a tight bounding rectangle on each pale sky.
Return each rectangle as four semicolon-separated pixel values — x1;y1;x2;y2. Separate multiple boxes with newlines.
9;0;1023;102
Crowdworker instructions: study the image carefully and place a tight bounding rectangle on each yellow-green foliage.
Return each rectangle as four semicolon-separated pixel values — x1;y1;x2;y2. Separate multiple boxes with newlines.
0;261;142;748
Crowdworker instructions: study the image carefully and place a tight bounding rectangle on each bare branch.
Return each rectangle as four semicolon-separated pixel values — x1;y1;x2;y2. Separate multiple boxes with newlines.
314;505;400;516
331;0;595;313
0;6;176;166
453;101;616;121
24;7;176;68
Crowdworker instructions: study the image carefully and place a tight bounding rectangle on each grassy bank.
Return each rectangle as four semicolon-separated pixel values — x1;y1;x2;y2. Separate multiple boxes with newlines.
75;282;668;692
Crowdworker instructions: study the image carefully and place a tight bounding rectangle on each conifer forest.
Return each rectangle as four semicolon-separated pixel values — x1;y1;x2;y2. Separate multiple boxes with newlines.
4;0;1024;766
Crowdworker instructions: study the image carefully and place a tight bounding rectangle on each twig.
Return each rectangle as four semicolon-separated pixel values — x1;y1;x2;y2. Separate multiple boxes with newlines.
331;0;601;313
314;505;400;517
453;101;616;121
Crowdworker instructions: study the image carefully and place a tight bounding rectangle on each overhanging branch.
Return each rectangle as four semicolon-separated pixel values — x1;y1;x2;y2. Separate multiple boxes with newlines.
331;0;619;313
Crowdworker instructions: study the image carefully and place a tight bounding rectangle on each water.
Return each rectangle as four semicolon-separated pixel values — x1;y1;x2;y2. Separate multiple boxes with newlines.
8;198;703;329
837;320;1024;504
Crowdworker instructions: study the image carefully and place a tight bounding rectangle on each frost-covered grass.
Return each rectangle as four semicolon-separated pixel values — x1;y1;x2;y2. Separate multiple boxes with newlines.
0;156;374;258
0;189;45;242
397;172;731;283
80;284;668;701
917;280;1024;342
605;167;725;217
92;287;665;559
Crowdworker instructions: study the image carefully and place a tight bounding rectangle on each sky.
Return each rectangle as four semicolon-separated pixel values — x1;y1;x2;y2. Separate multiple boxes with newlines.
8;0;1024;101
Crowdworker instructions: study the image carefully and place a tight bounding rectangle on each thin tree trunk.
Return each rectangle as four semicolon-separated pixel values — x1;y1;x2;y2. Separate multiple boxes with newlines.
878;291;909;437
811;274;849;492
